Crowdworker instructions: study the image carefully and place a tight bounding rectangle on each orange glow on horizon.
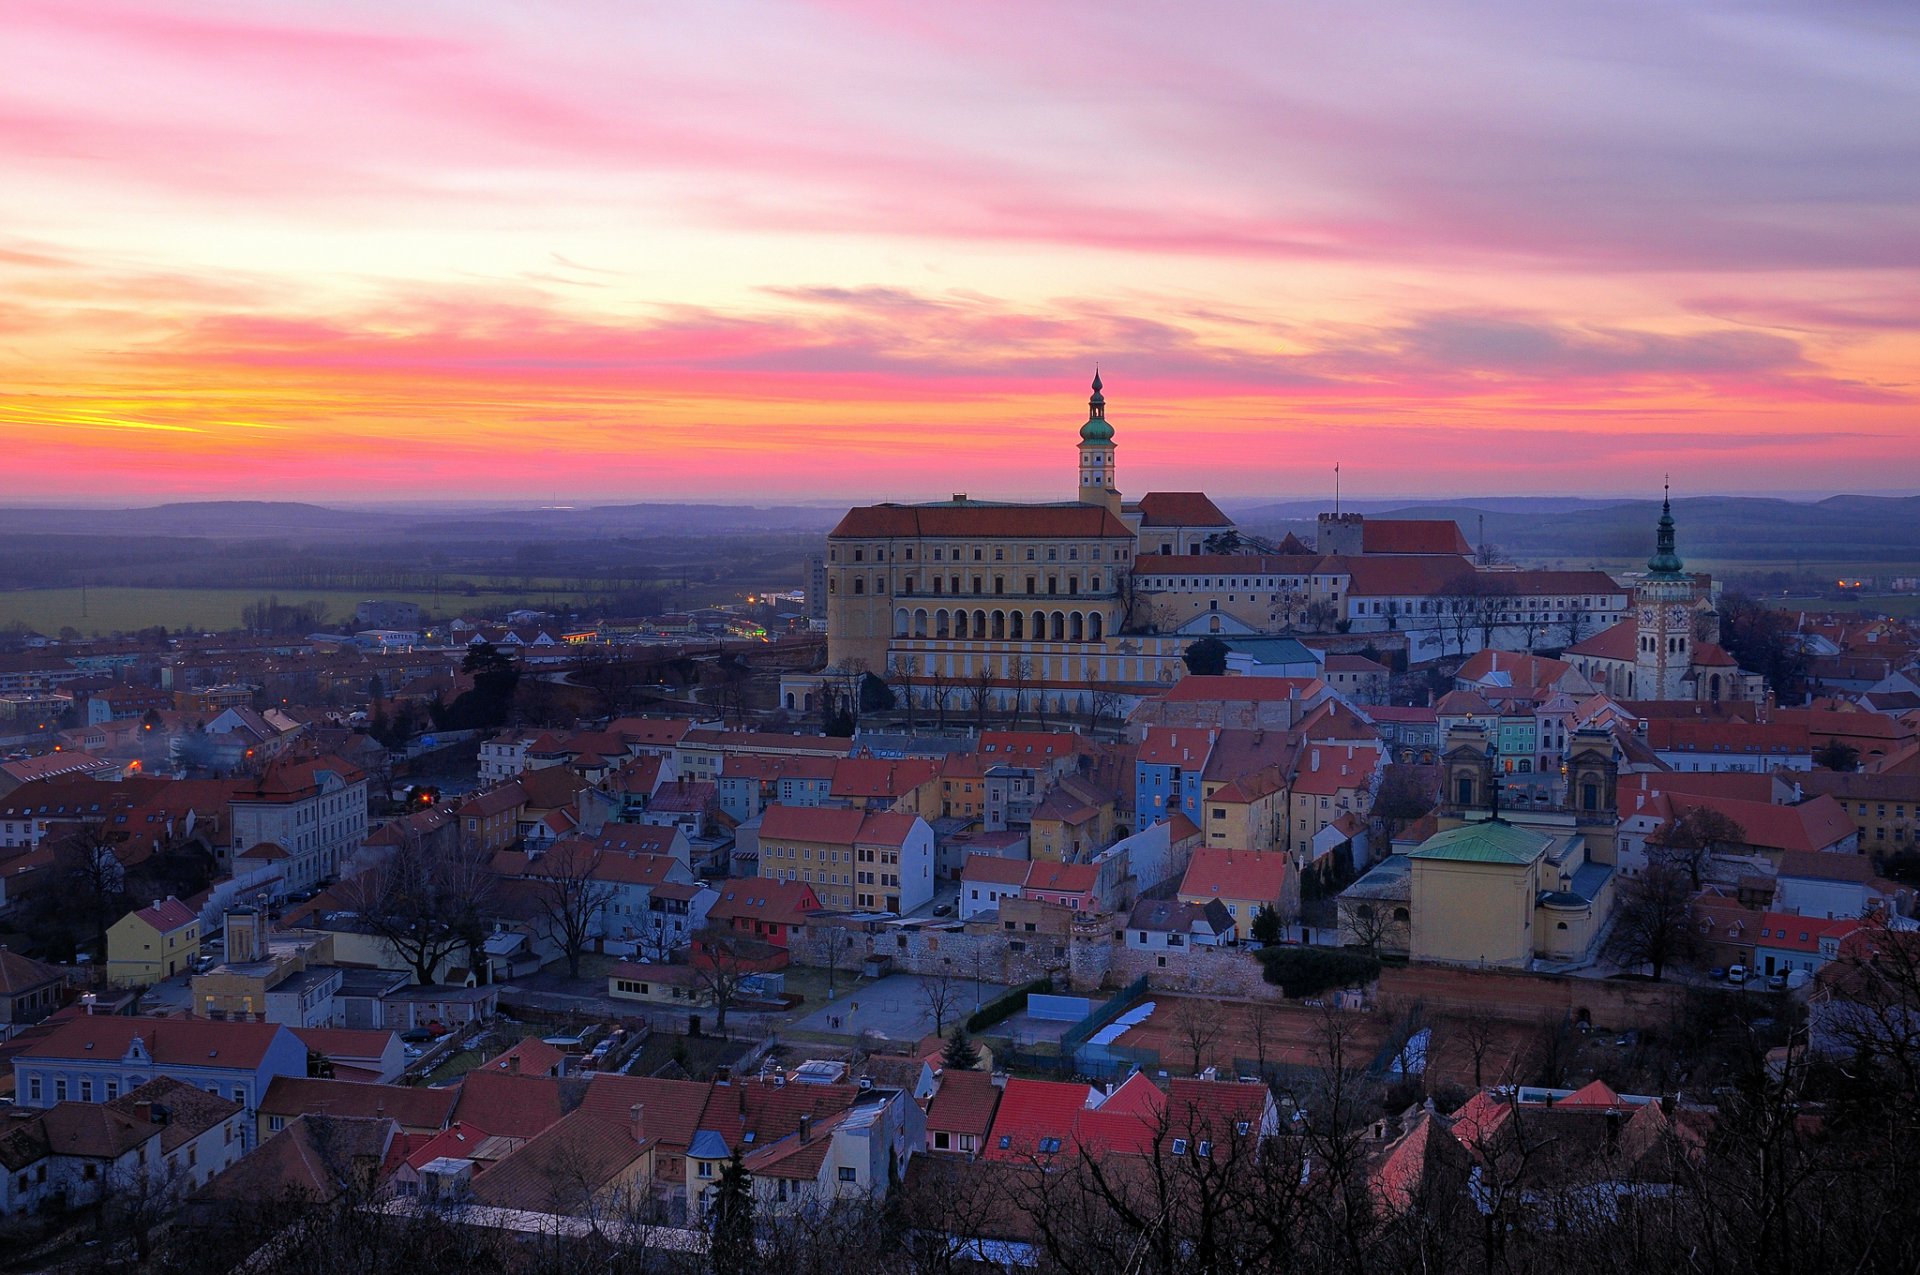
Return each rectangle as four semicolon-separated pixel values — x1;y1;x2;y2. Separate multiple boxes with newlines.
2;2;1916;503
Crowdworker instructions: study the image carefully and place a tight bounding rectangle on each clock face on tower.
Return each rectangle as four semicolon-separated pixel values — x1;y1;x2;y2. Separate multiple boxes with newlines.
1668;605;1689;629
1639;607;1655;627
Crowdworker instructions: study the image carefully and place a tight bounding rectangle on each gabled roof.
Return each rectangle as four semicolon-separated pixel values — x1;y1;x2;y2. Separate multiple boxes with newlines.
450;1069;587;1141
23;1015;288;1070
962;854;1031;887
707;879;819;928
1179;849;1288;903
1023;861;1097;895
129;896;198;933
259;1077;456;1132
1163;676;1323;704
468;1107;649;1210
1134;492;1232;527
195;1115;396;1206
1360;520;1473;555
926;1067;1001;1135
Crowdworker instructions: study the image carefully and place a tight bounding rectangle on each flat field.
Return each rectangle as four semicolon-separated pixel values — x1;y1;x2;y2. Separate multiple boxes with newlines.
0;586;587;635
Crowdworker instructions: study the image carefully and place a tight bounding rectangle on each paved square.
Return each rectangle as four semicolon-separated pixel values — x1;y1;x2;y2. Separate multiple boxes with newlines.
789;973;1011;1042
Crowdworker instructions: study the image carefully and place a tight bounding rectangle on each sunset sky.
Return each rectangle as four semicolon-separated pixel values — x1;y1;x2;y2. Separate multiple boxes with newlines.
5;1;1917;505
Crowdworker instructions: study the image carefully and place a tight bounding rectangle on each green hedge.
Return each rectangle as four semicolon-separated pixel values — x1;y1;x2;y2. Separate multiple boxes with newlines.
967;977;1053;1034
1256;948;1380;998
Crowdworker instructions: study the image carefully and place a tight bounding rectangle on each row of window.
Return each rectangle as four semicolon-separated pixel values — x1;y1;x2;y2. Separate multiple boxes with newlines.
836;544;1124;564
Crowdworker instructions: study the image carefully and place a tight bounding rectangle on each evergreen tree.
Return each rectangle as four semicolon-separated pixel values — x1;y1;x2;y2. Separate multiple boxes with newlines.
1250;902;1283;946
941;1025;982;1071
708;1147;755;1275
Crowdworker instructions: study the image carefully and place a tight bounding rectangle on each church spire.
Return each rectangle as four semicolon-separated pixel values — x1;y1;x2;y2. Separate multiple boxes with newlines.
1080;369;1112;441
1646;478;1684;577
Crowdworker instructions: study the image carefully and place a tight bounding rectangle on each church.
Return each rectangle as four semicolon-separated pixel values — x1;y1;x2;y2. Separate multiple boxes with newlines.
1560;489;1766;703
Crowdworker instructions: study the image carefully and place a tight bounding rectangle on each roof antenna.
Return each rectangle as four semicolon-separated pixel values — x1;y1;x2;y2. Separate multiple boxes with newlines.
1334;463;1341;517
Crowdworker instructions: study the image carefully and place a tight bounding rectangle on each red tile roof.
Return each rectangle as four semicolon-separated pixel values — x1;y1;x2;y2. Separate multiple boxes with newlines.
926;1067;1001;1137
1134;492;1232;527
24;1016;286;1070
259;1077;455;1132
1179;849;1288;904
1163;676;1323;704
830;503;1135;540
1023;861;1097;895
130;896;198;933
962;854;1031;887
1361;520;1473;555
450;1069;584;1142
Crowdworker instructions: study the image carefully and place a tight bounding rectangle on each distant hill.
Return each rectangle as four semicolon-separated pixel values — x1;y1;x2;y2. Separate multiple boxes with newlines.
0;500;840;542
1235;494;1920;565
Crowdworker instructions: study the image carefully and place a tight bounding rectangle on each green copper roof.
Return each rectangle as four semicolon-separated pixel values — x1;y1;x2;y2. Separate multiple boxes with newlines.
1407;819;1548;865
1080;370;1113;442
1646;484;1684;577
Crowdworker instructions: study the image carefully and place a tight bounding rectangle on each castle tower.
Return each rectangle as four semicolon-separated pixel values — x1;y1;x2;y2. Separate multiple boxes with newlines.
1634;482;1693;699
1076;371;1121;514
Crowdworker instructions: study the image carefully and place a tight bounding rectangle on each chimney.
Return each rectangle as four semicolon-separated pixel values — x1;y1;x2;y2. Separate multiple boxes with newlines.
630;1103;646;1144
136;1101;154;1124
799;1113;813;1143
508;1052;521;1074
1311;749;1321;772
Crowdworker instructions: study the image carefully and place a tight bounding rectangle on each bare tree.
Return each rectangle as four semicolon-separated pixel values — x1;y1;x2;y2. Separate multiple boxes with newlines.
924;663;955;731
1089;687;1124;740
523;839;619;979
1245;998;1277;1080
892;655;920;732
693;925;750;1034
919;969;963;1038
1006;657;1033;730
820;924;851;996
1560;597;1590;649
1171;996;1225;1075
1605;860;1699;981
966;664;994;733
1449;1001;1506;1089
1652;805;1746;890
336;833;496;985
1343;900;1410;956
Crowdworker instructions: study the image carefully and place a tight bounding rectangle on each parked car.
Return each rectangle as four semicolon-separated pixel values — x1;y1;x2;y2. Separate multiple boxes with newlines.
400;1028;434;1044
1786;969;1810;990
932;903;953;917
1708;967;1727;981
1727;965;1748;985
1768;973;1788;991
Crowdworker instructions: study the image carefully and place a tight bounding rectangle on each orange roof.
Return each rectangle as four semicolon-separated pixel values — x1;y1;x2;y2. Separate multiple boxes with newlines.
1163;676;1324;703
1565;620;1639;661
830;757;939;799
962;853;1030;887
1179;849;1288;904
759;804;866;845
130;897;198;933
1361;520;1473;555
1134;491;1232;527
830;503;1134;540
1023;861;1098;894
926;1067;1001;1136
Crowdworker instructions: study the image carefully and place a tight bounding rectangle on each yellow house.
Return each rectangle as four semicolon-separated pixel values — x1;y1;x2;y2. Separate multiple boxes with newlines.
105;897;202;987
1405;818;1615;968
1199;767;1289;852
607;961;709;1007
1029;776;1120;862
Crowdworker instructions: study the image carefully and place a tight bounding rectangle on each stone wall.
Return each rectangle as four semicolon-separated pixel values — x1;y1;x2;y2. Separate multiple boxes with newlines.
1101;943;1289;1001
792;917;1070;988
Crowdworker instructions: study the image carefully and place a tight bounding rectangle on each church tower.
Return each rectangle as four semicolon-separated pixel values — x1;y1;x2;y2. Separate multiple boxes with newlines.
1077;372;1121;514
1634;483;1693;699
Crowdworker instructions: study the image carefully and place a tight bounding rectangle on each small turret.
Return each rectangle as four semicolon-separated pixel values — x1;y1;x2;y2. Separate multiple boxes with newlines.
1646;481;1684;578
